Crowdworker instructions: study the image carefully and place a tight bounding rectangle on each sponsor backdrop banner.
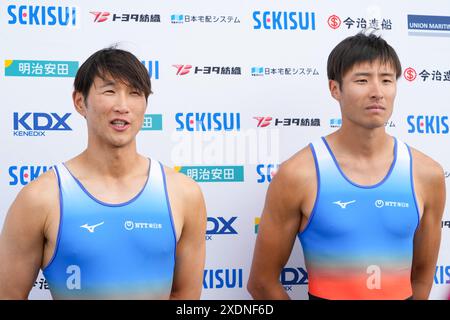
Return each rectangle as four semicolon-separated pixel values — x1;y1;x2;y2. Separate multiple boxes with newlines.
0;0;449;299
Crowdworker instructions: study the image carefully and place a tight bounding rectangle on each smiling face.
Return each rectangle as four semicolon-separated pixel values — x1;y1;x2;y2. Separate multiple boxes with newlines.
329;59;397;130
73;75;147;148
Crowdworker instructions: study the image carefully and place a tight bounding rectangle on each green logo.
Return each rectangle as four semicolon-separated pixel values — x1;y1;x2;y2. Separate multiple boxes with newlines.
141;114;163;131
254;217;260;234
175;166;244;182
5;60;78;77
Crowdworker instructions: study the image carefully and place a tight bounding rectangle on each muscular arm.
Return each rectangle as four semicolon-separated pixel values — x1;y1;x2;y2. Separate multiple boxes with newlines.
169;176;207;300
0;173;54;299
410;149;446;300
247;147;315;299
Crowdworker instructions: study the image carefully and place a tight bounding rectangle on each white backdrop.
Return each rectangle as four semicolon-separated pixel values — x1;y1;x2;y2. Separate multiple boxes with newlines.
0;0;449;300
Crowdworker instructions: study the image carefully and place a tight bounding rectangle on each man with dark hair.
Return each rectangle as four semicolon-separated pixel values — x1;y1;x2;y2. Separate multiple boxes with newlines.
0;48;207;299
247;33;446;300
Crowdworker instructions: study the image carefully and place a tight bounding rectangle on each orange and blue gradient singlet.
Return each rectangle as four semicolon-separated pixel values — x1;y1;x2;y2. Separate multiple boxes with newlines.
299;137;419;300
43;158;176;299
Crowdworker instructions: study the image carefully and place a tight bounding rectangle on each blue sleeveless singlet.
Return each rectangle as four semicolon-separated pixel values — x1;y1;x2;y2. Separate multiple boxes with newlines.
299;137;419;299
43;159;176;299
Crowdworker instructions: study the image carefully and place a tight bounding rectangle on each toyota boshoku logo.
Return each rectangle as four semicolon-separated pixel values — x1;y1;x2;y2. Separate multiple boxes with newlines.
173;64;192;75
90;12;110;23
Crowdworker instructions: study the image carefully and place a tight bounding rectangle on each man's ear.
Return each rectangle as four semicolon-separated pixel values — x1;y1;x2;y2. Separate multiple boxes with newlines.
329;79;341;101
73;91;87;118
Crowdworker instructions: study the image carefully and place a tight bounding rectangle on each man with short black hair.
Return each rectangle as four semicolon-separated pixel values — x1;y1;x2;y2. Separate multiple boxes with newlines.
247;33;446;300
0;47;207;299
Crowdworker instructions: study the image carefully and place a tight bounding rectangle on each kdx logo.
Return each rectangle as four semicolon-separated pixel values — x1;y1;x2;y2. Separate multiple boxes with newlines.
281;267;308;291
206;217;238;240
13;112;72;135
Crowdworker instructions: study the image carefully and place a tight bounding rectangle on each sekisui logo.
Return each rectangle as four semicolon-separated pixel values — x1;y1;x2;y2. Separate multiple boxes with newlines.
90;11;160;23
124;220;162;231
375;200;409;208
408;15;450;37
206;217;238;240
141;114;163;131
328;15;341;29
407;115;449;134
9;165;51;186
7;4;78;27
176;112;240;131
13;112;72;137
281;267;308;291
5;60;78;77
141;61;159;80
404;67;417;82
175;166;244;183
254;116;320;127
253;11;316;30
256;164;280;183
434;265;450;284
203;268;243;289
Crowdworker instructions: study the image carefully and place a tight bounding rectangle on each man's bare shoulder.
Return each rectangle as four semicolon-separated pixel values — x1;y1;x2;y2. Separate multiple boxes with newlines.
163;166;204;203
272;144;316;190
14;169;59;213
5;169;59;232
409;146;445;184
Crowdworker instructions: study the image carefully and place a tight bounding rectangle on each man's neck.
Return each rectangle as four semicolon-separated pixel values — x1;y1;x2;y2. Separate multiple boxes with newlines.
79;141;145;179
328;123;392;159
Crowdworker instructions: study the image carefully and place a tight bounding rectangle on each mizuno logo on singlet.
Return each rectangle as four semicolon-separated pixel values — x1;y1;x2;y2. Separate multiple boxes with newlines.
333;200;356;209
80;222;104;233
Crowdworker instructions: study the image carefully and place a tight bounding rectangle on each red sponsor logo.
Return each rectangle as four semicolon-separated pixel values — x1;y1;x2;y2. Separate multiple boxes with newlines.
173;64;192;76
328;15;341;29
404;67;417;81
91;11;110;23
254;117;272;128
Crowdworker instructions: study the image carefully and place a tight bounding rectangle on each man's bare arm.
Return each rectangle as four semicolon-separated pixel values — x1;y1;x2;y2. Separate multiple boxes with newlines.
0;172;56;299
410;149;446;300
248;147;316;299
169;174;207;300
